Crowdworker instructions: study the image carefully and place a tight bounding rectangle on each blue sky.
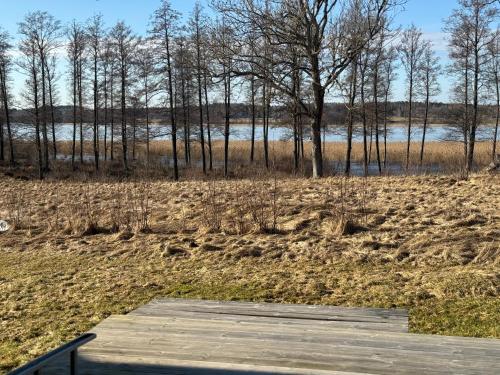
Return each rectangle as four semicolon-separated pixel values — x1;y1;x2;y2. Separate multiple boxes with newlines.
1;0;465;104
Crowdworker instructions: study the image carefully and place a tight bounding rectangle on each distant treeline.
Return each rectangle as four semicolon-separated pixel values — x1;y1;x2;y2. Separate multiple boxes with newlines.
7;102;499;126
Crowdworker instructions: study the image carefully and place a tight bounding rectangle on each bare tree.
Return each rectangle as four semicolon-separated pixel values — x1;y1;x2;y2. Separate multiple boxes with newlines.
135;40;160;169
445;12;473;163
380;46;397;168
45;55;58;160
66;21;85;169
175;34;192;166
130;93;139;160
399;25;426;171
109;21;137;171
358;48;370;176
18;35;43;178
447;0;499;172
201;27;214;171
190;2;208;174
0;28;14;165
151;0;181;180
343;59;358;176
19;11;61;172
419;41;441;166
290;46;304;172
213;0;400;178
211;16;236;177
100;36;114;161
487;31;499;162
107;39;117;161
87;14;105;171
77;37;86;164
371;29;390;175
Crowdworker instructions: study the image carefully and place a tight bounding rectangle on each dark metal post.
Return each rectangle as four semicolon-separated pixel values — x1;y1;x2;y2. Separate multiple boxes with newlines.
70;349;78;375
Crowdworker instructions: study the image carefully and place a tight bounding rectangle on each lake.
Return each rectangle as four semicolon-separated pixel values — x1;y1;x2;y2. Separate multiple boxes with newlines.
11;123;499;143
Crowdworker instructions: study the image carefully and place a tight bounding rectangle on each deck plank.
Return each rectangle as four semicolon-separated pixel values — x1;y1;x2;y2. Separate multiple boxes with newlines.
129;298;409;333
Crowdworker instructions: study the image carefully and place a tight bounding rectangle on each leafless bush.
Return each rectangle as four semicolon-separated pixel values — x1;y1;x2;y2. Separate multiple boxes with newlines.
119;187;135;233
270;177;280;232
247;177;281;233
60;183;152;236
228;182;249;234
201;180;224;232
5;190;26;230
130;182;152;233
327;177;367;236
62;188;102;236
109;188;124;233
81;189;101;235
62;201;78;234
47;188;62;232
358;177;369;226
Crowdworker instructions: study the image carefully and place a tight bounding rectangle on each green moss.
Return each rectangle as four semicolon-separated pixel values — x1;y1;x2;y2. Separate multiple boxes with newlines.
411;298;500;338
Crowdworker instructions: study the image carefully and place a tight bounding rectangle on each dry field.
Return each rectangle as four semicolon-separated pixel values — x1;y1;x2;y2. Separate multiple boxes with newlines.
0;172;499;372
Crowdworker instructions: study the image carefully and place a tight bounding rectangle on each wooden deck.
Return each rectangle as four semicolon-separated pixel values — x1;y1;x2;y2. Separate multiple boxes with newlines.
46;298;500;374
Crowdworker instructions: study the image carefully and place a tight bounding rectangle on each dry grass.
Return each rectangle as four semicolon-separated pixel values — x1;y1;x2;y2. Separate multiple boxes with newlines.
148;140;494;172
0;173;499;373
23;139;494;177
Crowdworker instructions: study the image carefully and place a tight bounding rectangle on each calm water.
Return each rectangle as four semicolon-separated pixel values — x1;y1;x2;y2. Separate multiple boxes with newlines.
35;122;493;176
12;123;499;143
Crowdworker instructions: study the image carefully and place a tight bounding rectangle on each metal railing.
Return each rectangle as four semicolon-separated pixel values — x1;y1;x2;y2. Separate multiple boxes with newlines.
9;333;96;375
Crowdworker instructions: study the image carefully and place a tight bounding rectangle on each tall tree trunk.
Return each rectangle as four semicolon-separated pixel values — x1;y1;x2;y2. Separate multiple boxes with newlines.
40;53;49;171
203;72;213;170
186;87;191;165
493;70;499;162
345;61;357;176
110;69;115;161
48;79;56;160
93;50;99;171
72;58;77;169
0;63;14;165
292;66;300;173
311;110;323;178
298;105;304;166
360;62;368;177
132;104;136;161
223;66;231;178
32;50;43;179
368;121;373;165
145;91;150;169
166;31;178;180
383;89;389;168
374;88;381;175
322;118;326;163
181;65;188;165
121;63;128;170
0;111;3;161
250;75;256;163
420;82;430;166
104;66;108;161
293;109;298;172
78;59;84;164
406;73;413;172
311;60;324;178
262;82;269;169
467;7;480;172
195;27;206;174
44;62;57;161
463;47;470;165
